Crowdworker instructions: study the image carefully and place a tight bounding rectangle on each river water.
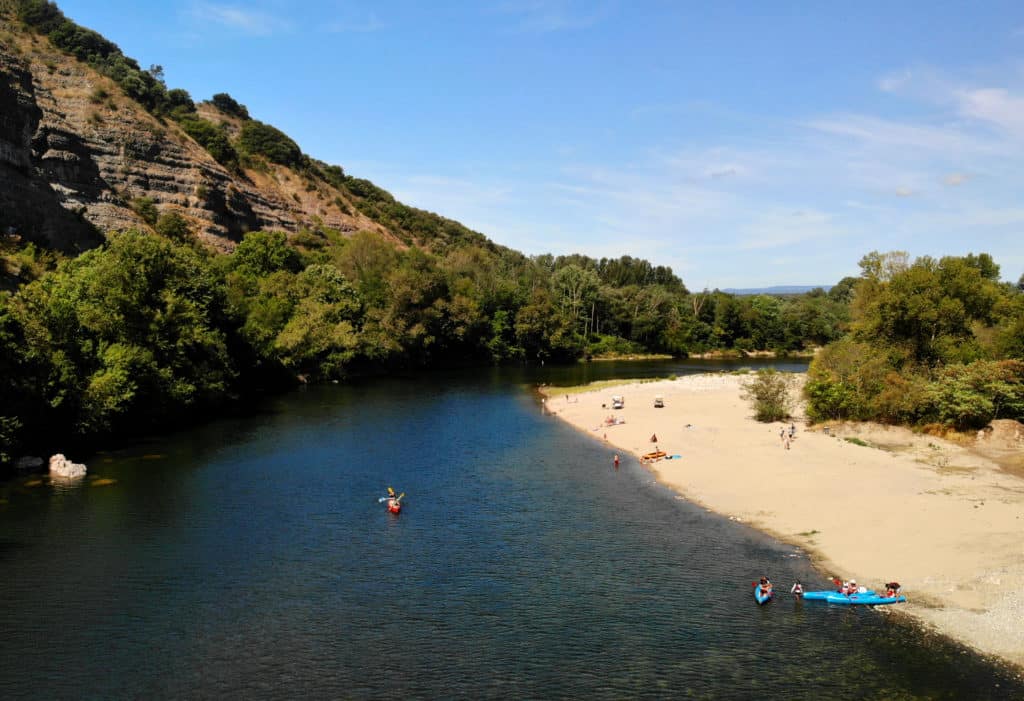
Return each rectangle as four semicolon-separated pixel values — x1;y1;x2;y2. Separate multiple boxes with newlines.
1;360;1021;699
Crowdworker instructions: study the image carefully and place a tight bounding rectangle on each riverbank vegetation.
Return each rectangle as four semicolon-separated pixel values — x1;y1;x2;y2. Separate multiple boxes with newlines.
804;251;1024;430
3;1;1021;463
0;223;853;463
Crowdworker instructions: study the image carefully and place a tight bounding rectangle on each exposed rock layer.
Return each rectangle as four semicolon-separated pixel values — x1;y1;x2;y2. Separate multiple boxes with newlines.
0;21;389;254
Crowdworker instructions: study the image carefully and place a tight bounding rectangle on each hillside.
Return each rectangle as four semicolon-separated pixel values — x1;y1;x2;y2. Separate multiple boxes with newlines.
0;0;491;258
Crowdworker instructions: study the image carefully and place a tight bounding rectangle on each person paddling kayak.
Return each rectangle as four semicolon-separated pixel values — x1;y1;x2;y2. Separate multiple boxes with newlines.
381;487;404;514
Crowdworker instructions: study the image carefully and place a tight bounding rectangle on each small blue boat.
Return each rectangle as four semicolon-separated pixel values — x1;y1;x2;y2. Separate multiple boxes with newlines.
823;591;905;606
753;583;774;605
802;588;874;601
802;589;905;605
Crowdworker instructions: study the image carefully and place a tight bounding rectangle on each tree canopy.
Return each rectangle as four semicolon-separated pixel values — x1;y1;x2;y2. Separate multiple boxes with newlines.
805;250;1024;429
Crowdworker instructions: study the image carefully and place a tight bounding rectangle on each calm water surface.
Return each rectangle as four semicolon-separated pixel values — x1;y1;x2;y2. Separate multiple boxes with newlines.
2;360;1022;699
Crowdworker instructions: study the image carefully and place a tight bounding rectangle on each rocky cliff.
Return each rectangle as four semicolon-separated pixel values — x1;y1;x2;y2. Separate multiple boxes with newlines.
0;12;393;254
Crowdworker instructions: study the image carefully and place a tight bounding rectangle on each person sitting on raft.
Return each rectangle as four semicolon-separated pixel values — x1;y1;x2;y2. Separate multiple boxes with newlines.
758;576;773;597
848;579;859;595
885;581;902;598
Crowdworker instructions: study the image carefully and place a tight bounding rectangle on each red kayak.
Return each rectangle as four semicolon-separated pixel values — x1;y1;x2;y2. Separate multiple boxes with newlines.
387;498;402;514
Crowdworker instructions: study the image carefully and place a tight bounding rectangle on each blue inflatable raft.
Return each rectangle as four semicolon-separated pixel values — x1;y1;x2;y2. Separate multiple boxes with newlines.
802;589;905;605
802;588;873;601
753;583;774;605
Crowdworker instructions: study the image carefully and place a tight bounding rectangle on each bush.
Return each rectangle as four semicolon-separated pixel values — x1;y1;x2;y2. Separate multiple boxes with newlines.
927;360;1024;430
130;197;159;226
154;212;191;241
741;369;796;422
236;120;302;168
211;92;249;120
178;117;237;168
586;334;644;357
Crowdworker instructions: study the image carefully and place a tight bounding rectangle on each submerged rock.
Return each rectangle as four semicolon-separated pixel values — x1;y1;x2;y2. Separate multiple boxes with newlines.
14;456;43;471
49;454;87;480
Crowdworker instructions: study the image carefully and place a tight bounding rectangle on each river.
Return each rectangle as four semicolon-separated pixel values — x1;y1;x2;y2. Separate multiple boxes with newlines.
1;360;1021;699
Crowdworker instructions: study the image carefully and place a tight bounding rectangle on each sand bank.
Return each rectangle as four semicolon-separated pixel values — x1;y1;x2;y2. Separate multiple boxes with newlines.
542;373;1024;669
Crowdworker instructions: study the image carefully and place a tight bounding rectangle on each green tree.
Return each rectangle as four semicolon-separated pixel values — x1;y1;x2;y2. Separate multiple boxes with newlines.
272;264;362;377
130;197;159;226
741;369;796;422
927;360;1024;430
211;92;250;120
154;212;191;241
14;230;234;434
552;264;599;333
236;120;302;167
229;231;302;277
178;116;238;168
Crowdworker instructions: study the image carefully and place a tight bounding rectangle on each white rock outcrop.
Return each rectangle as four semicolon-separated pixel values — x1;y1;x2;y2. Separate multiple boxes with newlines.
49;454;87;479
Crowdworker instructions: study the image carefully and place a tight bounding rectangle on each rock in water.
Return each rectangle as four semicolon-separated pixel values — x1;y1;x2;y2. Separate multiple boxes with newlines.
49;454;87;480
14;456;44;471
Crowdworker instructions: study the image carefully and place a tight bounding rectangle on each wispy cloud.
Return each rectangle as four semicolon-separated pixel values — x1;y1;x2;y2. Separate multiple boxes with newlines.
495;0;615;33
349;60;1024;287
804;114;996;156
188;3;285;36
953;87;1024;140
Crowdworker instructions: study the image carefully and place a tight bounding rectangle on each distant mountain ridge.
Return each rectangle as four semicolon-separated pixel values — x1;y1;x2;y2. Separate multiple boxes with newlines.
721;285;831;296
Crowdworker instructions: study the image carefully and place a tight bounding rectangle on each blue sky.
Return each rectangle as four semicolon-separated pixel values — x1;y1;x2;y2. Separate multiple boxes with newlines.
56;0;1024;288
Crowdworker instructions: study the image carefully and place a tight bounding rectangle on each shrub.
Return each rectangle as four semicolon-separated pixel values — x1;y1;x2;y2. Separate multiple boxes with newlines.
130;197;158;226
154;212;191;241
178;116;237;168
236;120;302;168
741;369;796;422
211;92;249;120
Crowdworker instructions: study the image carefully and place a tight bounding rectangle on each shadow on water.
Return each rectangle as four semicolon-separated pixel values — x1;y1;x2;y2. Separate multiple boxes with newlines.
0;361;1022;699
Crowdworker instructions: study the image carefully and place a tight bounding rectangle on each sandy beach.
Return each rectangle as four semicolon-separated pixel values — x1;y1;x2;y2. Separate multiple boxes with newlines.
542;373;1024;669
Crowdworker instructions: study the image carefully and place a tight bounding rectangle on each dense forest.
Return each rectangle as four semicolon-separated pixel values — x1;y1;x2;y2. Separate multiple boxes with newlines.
805;251;1024;430
0;223;851;463
2;0;1023;466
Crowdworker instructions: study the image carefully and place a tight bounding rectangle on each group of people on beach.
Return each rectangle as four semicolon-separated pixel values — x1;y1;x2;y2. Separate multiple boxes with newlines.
779;423;796;450
785;577;902;598
833;577;862;595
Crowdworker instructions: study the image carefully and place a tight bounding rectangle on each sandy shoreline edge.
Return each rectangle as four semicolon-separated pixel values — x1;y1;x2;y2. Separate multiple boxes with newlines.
540;373;1024;671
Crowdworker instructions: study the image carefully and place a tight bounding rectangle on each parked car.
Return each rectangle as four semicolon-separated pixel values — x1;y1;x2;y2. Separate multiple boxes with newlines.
654;395;664;408
611;395;624;409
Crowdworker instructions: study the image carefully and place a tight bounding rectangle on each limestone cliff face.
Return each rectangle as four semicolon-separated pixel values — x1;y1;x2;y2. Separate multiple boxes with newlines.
0;23;389;253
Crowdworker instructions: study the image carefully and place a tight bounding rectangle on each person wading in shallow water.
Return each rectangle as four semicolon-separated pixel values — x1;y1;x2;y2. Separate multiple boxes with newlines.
613;453;620;469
